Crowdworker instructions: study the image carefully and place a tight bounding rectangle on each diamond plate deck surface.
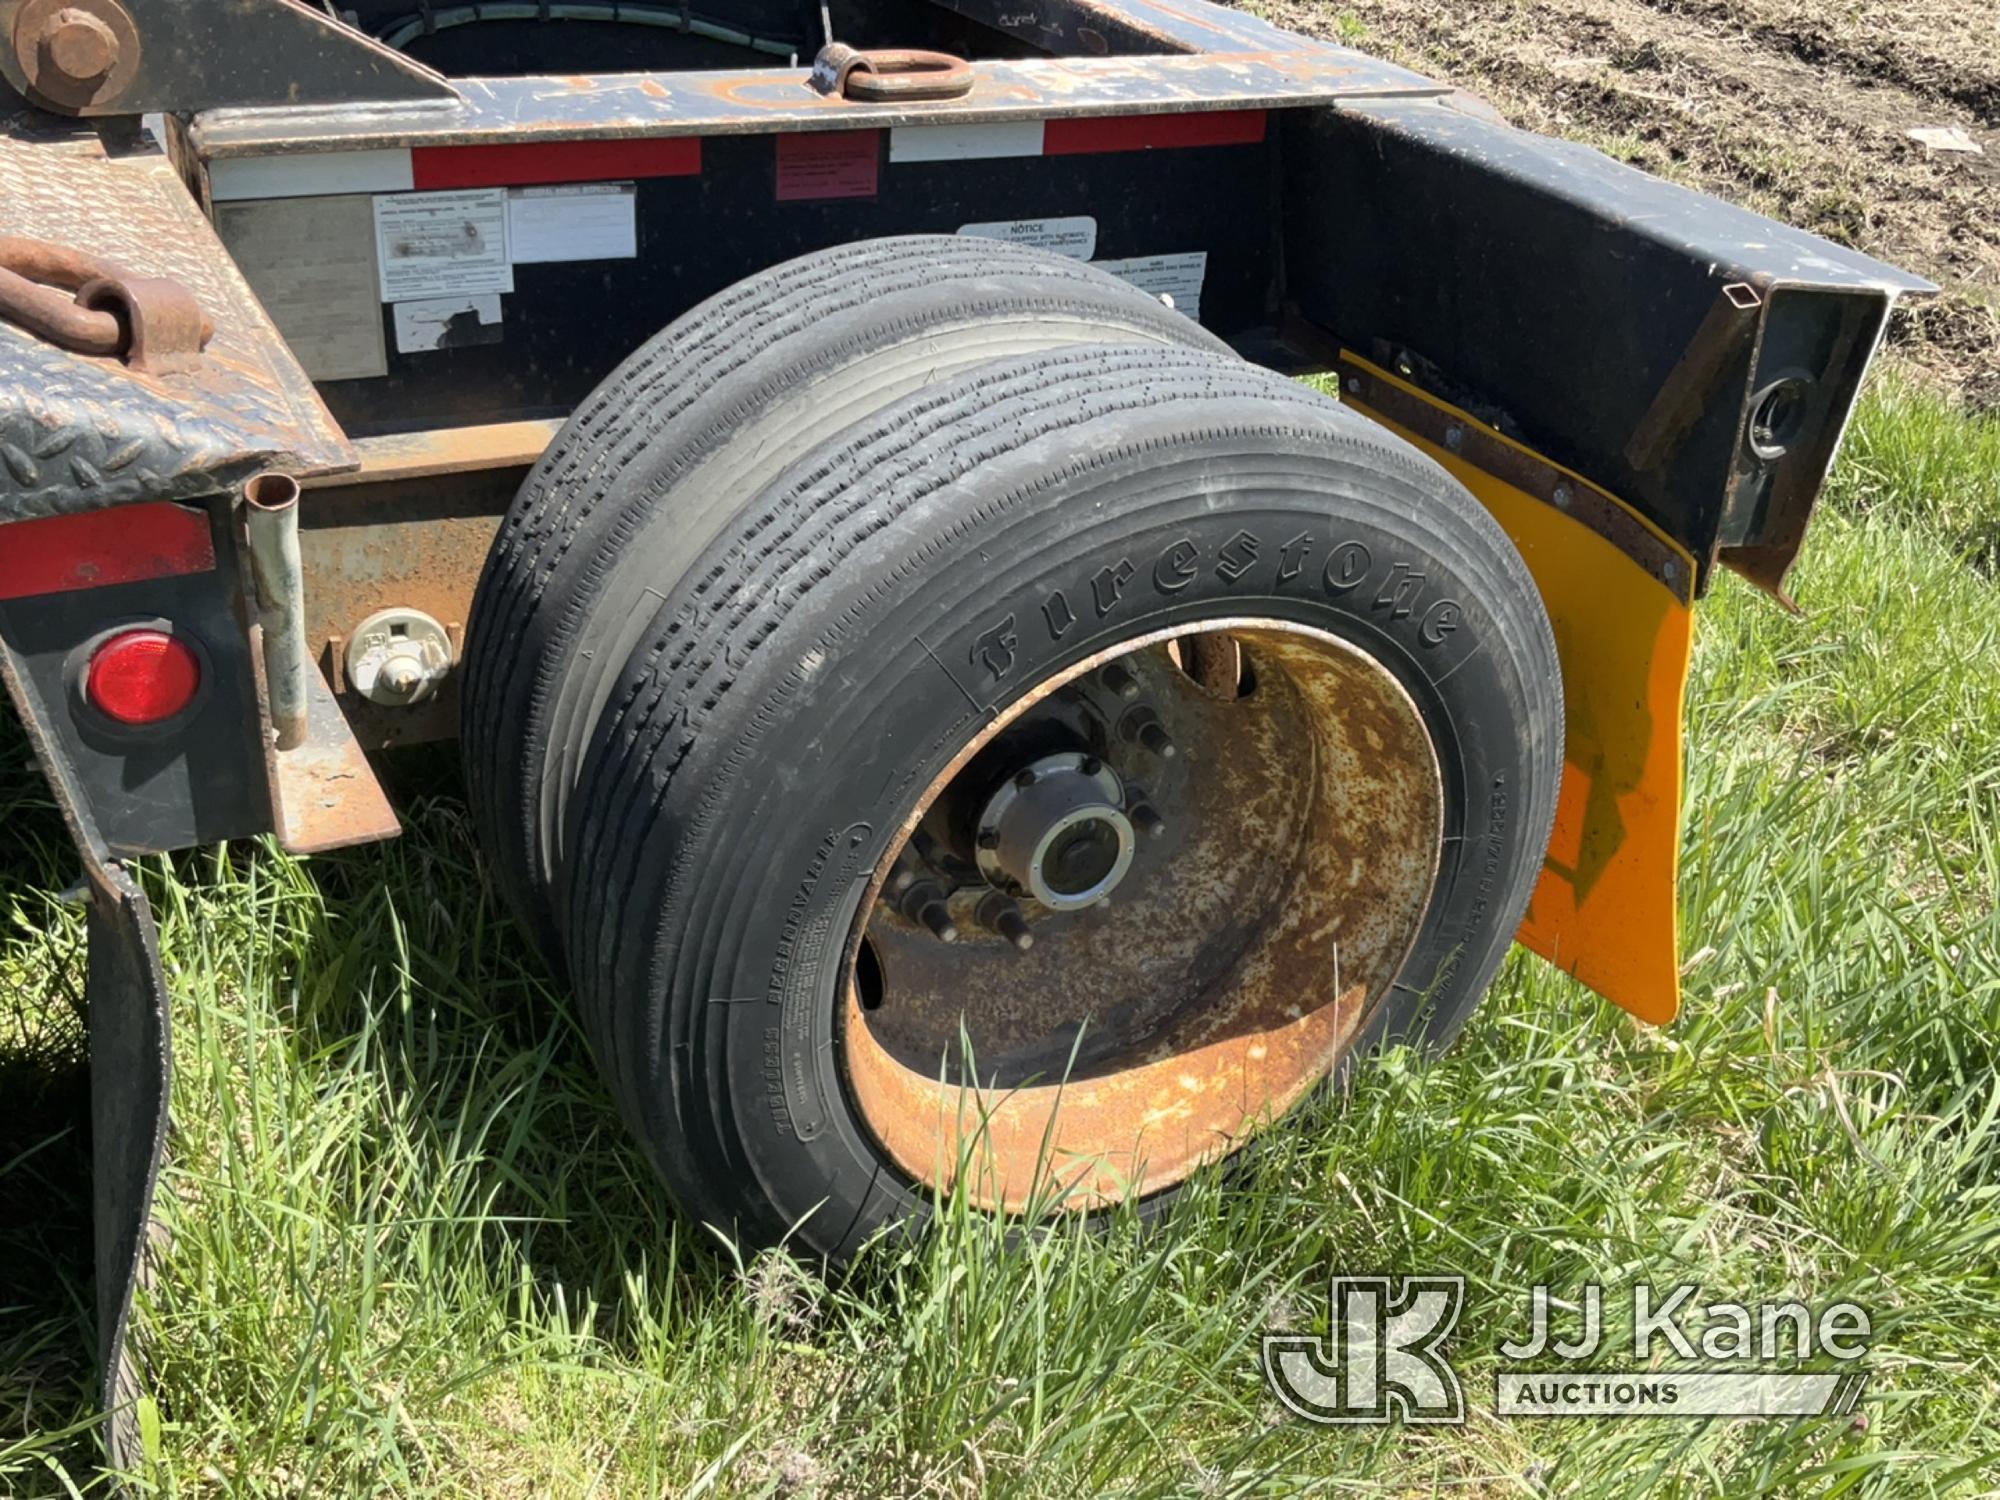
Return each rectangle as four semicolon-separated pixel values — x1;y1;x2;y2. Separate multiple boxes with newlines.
1;118;353;521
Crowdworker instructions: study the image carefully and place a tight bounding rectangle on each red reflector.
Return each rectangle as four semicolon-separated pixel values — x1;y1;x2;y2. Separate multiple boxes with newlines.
410;136;702;189
86;630;201;726
1042;109;1267;156
0;503;215;602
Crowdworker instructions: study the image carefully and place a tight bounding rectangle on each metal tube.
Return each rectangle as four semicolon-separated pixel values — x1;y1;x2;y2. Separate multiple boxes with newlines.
242;471;308;751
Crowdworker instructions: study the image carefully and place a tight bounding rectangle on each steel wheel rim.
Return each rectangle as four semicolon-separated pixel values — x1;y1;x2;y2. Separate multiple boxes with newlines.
841;618;1444;1212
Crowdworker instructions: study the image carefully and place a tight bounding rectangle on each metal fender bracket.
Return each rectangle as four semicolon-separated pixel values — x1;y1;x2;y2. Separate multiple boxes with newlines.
1;121;354;522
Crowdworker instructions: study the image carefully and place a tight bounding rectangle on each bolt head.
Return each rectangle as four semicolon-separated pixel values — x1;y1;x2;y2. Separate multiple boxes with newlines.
1552;483;1572;510
975;828;999;851
380;657;423;695
42;8;114;79
1444;425;1465;452
1014;768;1037;789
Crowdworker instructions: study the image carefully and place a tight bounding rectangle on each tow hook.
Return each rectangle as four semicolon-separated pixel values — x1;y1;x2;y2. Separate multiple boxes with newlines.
809;42;973;101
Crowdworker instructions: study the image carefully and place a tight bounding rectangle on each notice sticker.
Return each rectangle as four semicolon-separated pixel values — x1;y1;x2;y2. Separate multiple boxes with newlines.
776;132;880;201
958;216;1097;261
1092;251;1208;321
374;189;512;301
393;293;503;354
509;183;637;264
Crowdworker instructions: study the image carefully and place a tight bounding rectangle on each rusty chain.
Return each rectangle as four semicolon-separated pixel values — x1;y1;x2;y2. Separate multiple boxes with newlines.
0;234;213;373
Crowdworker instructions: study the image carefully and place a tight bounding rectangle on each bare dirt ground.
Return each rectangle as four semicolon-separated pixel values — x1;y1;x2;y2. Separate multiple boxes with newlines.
1260;0;2000;405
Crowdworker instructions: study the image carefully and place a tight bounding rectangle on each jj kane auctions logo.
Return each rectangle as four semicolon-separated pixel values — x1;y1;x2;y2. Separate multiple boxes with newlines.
1263;1277;1871;1423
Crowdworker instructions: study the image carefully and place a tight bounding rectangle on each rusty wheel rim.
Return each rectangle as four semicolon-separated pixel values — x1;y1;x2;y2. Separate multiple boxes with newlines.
841;619;1444;1212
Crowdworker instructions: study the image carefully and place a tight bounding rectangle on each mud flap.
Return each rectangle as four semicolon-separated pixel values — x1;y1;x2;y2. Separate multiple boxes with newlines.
2;640;170;1480
1338;352;1695;1024
86;866;171;1476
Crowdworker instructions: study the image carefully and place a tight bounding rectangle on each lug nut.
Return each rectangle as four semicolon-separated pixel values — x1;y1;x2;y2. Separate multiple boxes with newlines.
976;892;1034;953
898;880;959;943
1130;800;1166;840
1099;662;1142;700
1119;707;1177;759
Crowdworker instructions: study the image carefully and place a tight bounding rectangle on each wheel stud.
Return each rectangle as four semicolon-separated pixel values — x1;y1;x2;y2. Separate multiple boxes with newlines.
976;892;1035;953
1129;799;1166;840
899;880;959;943
1119;706;1177;759
1099;662;1142;700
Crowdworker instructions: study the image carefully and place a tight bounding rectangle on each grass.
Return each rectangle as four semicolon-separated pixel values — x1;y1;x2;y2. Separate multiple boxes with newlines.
2;360;1998;1497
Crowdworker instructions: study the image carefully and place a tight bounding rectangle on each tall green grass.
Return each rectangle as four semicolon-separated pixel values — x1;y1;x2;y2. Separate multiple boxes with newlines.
1;360;1996;1496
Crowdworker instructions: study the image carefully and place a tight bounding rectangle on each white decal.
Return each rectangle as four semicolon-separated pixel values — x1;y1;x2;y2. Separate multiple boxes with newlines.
508;183;638;265
393;293;503;354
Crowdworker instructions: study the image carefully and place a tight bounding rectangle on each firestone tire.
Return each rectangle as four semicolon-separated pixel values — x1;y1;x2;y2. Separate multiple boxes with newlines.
560;342;1562;1263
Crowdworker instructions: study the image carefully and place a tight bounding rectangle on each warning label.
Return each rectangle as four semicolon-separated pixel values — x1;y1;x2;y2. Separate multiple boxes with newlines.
1093;251;1208;321
958;216;1098;261
776;132;880;202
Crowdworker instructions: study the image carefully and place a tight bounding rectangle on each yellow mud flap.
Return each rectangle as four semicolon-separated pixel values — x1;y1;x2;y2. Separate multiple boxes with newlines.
1337;353;1695;1025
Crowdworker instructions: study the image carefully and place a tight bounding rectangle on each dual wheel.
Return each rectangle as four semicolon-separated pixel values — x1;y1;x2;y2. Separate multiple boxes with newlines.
462;237;1562;1260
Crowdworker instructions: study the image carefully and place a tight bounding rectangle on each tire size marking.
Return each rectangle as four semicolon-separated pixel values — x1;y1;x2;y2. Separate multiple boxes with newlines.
968;526;1465;686
764;820;873;1142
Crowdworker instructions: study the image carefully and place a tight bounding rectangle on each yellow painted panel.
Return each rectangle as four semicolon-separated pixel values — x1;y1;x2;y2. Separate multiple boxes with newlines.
1342;366;1694;1025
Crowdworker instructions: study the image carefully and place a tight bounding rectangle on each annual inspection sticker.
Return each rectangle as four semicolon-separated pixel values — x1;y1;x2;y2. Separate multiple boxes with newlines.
373;188;513;302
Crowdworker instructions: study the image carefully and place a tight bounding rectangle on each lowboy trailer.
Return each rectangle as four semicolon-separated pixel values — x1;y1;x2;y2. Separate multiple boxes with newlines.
0;0;1932;1472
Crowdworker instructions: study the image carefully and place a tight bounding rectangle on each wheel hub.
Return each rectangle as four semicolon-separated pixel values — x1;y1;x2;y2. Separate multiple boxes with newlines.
975;752;1135;912
843;620;1444;1213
